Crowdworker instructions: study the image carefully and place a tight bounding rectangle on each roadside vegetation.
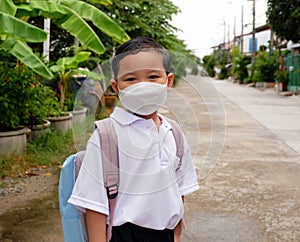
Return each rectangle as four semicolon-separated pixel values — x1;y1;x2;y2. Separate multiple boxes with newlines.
0;130;74;179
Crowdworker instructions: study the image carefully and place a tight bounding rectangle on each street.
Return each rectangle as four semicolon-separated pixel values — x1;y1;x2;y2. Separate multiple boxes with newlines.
180;76;300;242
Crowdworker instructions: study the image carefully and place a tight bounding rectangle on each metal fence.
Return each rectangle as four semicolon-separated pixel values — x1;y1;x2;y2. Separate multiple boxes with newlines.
283;54;300;92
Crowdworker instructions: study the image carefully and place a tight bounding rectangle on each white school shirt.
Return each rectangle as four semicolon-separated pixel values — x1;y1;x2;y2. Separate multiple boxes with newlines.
68;107;199;230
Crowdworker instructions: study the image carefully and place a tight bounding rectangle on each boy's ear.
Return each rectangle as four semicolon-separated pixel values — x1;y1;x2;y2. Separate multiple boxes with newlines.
167;73;174;89
110;79;119;94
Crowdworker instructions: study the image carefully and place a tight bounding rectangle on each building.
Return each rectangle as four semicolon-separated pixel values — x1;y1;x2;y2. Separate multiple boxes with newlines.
235;24;271;55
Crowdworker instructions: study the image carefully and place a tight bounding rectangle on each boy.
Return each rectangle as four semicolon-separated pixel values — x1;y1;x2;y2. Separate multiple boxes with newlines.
68;37;199;242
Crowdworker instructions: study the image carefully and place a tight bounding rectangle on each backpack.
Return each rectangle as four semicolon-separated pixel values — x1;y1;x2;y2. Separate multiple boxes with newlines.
59;117;184;242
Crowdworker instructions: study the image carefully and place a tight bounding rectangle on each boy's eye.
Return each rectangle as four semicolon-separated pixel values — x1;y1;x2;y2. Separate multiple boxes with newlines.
124;77;136;82
149;75;159;80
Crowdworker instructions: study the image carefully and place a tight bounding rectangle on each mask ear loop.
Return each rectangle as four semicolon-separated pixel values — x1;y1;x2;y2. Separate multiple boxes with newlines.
164;78;169;87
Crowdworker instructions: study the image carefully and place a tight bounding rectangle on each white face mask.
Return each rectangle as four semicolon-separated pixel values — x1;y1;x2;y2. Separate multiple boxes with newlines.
118;81;168;115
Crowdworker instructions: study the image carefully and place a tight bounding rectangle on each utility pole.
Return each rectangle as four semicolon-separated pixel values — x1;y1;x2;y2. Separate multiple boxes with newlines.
251;0;256;63
233;16;236;46
223;20;226;49
43;18;50;62
241;4;244;53
228;23;230;48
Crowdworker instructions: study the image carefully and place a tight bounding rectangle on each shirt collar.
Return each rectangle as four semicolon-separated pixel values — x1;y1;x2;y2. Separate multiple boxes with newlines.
110;107;146;125
110;107;173;130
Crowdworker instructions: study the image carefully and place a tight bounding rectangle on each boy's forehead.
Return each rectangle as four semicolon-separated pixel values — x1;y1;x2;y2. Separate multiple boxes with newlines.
117;51;165;78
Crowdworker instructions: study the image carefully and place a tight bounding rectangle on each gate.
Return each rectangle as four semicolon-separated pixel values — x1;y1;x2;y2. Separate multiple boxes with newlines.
283;54;300;92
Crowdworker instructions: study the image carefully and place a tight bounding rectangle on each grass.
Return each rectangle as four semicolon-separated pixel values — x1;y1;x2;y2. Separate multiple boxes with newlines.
0;106;111;180
0;129;76;179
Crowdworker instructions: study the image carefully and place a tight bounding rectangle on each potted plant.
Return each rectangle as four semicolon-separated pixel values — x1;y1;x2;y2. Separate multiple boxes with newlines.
48;51;103;131
22;83;60;140
0;57;57;154
276;67;289;92
253;50;278;88
103;85;118;116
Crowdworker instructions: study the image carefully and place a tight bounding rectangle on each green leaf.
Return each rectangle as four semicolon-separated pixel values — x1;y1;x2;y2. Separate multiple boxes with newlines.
60;0;130;44
73;69;104;80
0;12;47;42
16;0;105;54
16;1;67;19
51;52;91;73
74;51;91;62
53;5;105;55
1;38;54;80
0;0;16;16
86;0;112;6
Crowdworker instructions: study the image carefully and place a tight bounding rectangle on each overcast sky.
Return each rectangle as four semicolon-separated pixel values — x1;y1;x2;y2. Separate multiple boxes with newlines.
171;0;268;58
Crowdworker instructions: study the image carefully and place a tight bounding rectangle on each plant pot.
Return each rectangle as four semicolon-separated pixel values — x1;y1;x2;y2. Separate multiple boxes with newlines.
0;127;29;155
104;94;118;116
28;119;51;141
47;112;73;133
278;82;287;92
263;82;275;89
69;107;87;125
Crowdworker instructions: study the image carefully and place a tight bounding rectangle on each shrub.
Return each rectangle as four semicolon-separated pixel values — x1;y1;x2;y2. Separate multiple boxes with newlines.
0;61;59;130
203;54;216;77
219;65;228;80
253;51;278;83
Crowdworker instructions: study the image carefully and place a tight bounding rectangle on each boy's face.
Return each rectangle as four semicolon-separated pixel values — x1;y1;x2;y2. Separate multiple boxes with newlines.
111;51;174;93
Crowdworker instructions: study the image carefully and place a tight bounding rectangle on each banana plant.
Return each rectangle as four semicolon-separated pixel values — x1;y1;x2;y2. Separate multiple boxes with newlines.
0;0;54;79
0;0;130;79
50;51;103;111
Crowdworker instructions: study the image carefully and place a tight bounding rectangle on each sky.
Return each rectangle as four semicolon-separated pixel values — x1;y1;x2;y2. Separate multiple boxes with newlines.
171;0;268;58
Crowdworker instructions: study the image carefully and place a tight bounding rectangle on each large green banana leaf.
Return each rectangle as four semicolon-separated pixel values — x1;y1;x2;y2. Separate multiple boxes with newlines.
0;12;47;42
60;0;130;44
16;1;67;19
16;1;105;54
1;38;54;79
0;0;16;15
54;4;106;55
86;0;112;6
50;51;91;73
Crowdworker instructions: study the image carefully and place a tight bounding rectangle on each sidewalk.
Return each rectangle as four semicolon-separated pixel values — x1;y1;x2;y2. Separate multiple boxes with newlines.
213;78;300;154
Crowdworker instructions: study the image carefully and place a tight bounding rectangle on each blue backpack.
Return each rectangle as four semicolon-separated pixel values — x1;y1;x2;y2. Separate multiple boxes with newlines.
59;117;184;242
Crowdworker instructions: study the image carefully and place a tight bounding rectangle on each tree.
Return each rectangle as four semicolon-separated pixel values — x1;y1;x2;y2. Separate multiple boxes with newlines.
203;54;216;77
0;0;129;79
253;50;278;83
231;46;251;83
84;1;195;56
267;0;300;43
91;0;199;79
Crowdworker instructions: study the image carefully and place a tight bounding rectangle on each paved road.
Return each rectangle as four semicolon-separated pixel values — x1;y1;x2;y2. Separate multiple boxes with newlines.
176;76;300;242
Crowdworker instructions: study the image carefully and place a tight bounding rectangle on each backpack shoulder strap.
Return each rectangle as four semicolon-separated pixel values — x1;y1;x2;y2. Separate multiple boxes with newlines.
75;150;86;179
94;118;119;242
164;117;184;168
94;118;119;199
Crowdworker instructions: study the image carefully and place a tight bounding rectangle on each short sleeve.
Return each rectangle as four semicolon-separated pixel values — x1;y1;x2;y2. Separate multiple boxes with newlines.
68;130;109;215
176;135;199;196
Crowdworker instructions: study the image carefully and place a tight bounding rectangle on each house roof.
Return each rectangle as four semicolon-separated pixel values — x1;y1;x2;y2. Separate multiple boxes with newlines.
234;24;270;39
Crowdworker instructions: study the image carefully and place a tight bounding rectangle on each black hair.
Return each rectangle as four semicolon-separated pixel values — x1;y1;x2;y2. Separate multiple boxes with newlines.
112;36;170;79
